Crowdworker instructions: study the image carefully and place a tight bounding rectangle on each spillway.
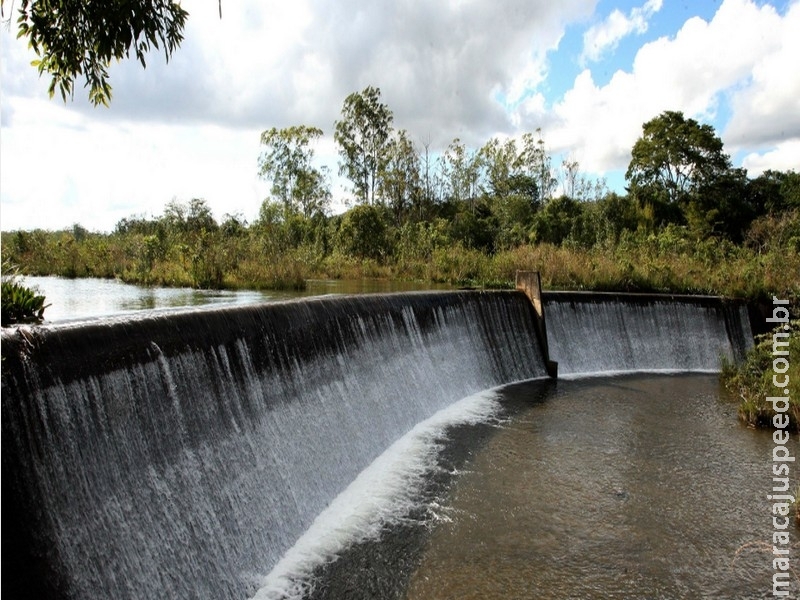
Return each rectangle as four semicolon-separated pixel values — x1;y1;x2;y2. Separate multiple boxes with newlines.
1;288;757;599
542;291;753;376
1;291;546;600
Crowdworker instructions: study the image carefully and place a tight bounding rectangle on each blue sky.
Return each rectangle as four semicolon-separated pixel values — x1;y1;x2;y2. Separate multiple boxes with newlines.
1;0;798;232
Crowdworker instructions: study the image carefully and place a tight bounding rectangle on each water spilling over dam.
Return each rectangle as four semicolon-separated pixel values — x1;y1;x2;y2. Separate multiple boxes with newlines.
1;288;753;599
542;291;752;376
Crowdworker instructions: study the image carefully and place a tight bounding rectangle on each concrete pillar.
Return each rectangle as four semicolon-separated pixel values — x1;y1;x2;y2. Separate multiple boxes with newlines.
515;271;558;378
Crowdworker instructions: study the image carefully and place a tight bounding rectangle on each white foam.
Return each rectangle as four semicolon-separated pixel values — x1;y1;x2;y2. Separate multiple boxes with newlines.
556;368;720;380
250;390;501;600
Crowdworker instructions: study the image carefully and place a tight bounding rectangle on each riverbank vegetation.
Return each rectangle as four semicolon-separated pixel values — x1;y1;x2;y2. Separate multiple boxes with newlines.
2;91;799;305
2;91;798;433
3;212;798;299
722;321;799;432
0;261;49;326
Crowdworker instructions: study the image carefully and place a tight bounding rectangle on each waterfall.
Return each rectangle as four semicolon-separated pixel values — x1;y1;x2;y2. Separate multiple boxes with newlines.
543;292;753;376
1;291;546;600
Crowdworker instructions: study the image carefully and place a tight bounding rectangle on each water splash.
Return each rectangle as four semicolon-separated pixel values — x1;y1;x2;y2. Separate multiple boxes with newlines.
251;391;502;600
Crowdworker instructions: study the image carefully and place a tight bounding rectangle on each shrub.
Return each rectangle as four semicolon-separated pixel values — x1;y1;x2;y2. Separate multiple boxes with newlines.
1;263;49;326
335;205;391;260
721;319;800;431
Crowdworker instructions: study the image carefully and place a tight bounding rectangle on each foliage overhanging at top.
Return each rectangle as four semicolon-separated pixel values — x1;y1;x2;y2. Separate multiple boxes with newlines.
8;0;189;106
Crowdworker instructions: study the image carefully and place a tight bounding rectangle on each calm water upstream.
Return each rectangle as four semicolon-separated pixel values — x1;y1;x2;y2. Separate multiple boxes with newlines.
22;276;453;322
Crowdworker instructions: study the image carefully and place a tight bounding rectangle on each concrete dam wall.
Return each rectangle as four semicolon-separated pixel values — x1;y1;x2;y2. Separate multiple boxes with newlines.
1;289;752;599
542;291;753;376
1;291;546;600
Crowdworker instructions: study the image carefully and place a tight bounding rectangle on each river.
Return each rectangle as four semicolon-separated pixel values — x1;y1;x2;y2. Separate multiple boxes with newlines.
299;374;799;599
21;276;453;322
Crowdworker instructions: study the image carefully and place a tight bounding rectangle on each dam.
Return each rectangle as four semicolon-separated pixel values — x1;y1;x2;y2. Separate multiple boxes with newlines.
1;285;755;598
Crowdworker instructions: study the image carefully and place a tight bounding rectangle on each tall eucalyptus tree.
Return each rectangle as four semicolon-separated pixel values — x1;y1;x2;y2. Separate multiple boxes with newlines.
334;86;394;205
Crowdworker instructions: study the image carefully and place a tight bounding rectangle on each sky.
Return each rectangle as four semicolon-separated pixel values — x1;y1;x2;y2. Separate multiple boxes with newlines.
1;0;798;233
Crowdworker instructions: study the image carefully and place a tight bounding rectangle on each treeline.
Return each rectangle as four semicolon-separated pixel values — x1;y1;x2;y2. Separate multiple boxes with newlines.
2;89;799;302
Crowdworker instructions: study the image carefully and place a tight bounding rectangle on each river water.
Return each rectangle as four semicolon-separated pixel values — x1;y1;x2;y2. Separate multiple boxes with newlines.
21;276;453;322
297;374;799;600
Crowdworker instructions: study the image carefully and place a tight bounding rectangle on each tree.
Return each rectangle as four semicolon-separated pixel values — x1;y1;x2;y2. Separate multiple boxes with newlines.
519;129;556;204
162;197;216;235
447;202;497;253
748;170;800;215
589;192;640;245
440;138;481;212
477;137;538;249
378;130;422;224
334;86;394;205
220;213;247;237
626;111;732;204
492;192;536;249
8;0;189;106
478;136;539;205
560;156;580;200
419;136;439;214
479;137;518;198
336;204;390;260
258;126;331;218
685;168;754;241
530;196;583;245
185;198;217;233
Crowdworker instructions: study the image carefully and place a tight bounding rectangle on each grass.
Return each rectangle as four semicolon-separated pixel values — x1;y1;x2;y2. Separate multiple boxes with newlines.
3;222;799;305
721;318;800;431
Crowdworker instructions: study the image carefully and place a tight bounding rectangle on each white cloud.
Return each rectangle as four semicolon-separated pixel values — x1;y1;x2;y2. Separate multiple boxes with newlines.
3;0;595;140
2;0;798;232
741;141;800;176
2;0;600;230
522;0;799;176
0;100;269;231
723;1;800;151
294;0;597;146
581;0;663;64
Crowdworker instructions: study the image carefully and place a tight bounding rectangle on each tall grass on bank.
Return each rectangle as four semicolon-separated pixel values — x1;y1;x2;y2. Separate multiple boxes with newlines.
487;237;800;300
722;319;799;431
2;215;799;303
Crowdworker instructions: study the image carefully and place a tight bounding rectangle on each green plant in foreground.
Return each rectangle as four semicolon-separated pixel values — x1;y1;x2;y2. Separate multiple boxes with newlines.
1;263;49;326
722;318;800;431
